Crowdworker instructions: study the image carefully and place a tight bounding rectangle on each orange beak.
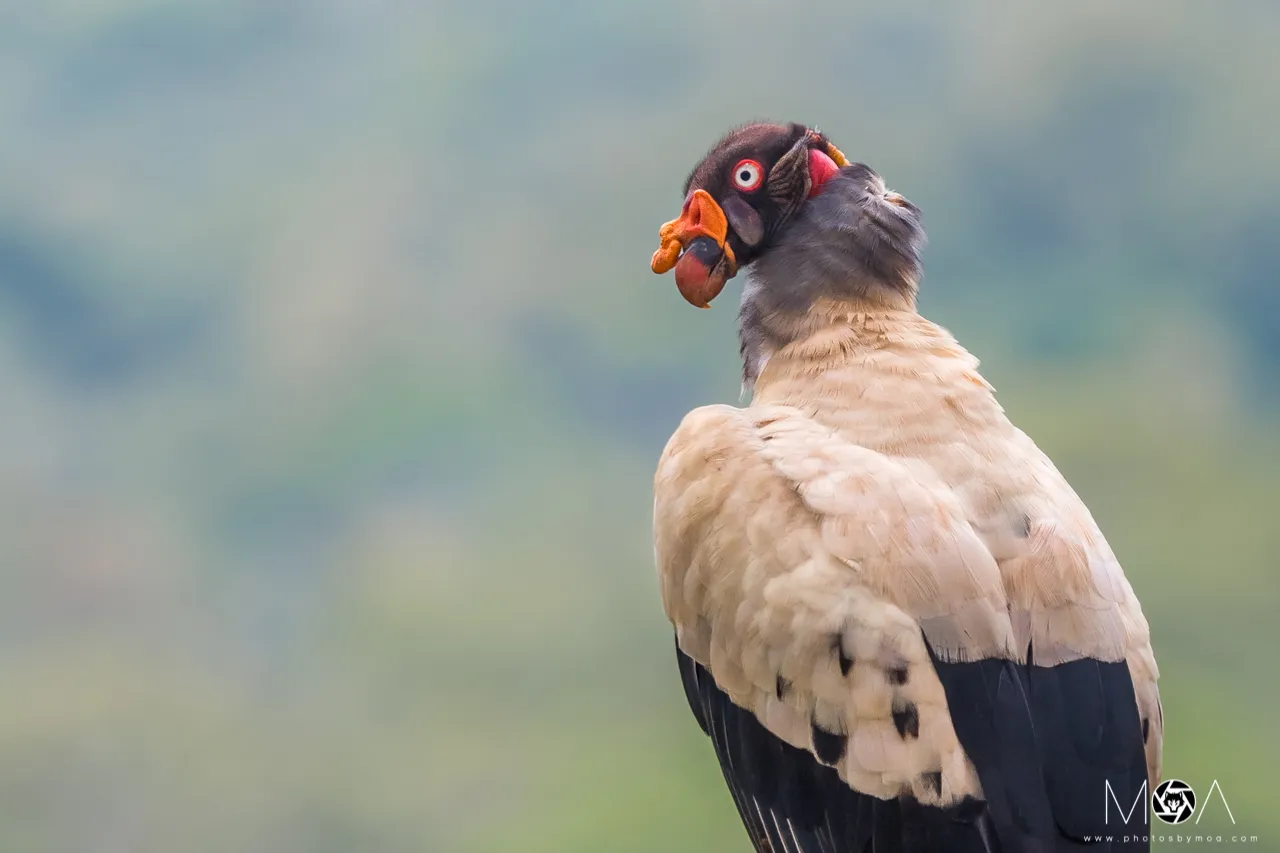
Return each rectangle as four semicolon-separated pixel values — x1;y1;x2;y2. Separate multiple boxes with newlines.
650;189;738;308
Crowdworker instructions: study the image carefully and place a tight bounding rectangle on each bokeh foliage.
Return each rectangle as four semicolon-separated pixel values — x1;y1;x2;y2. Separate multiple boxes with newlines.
0;2;1277;851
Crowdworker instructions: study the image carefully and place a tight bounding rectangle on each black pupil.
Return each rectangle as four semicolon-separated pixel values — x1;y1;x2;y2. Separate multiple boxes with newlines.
739;169;752;183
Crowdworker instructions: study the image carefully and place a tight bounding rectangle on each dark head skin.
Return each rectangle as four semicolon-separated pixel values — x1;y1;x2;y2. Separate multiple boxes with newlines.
651;121;926;386
681;122;825;263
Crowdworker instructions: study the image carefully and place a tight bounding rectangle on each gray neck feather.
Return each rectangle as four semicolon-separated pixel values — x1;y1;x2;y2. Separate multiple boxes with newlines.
737;166;925;389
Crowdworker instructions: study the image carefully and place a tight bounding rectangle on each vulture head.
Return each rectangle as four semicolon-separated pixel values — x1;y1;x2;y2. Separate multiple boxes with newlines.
651;121;923;311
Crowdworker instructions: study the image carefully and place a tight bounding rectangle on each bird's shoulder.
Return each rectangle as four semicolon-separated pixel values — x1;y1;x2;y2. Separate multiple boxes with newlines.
655;401;1015;661
654;402;1004;803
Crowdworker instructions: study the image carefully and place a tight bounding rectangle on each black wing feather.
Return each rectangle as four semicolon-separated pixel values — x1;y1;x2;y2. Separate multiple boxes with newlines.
927;643;1150;853
1027;659;1149;844
677;643;993;853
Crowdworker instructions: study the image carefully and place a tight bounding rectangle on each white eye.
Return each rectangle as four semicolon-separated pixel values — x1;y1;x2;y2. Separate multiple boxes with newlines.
731;159;763;192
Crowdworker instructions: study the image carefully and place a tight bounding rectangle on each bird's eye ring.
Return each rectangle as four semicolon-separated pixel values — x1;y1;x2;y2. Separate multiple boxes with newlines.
731;159;763;192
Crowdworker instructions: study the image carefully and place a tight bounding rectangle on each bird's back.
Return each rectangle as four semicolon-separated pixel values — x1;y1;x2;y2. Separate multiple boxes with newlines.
749;306;1163;790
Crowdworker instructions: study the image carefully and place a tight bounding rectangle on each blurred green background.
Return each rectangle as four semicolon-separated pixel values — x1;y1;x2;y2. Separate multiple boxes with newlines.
1;2;1277;851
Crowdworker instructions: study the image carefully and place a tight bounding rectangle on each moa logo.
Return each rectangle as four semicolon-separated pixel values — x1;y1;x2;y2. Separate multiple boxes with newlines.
1104;778;1237;827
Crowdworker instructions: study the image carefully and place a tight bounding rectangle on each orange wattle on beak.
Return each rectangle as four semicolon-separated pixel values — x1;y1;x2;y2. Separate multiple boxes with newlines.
650;189;738;308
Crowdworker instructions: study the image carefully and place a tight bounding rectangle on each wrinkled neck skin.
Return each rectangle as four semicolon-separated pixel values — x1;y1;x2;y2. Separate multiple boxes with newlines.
738;167;925;391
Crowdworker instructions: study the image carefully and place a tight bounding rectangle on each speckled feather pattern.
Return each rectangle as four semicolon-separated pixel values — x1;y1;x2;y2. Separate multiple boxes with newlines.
653;308;1163;806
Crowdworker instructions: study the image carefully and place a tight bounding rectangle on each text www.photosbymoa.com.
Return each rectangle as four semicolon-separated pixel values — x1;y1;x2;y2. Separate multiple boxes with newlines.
1083;836;1258;844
